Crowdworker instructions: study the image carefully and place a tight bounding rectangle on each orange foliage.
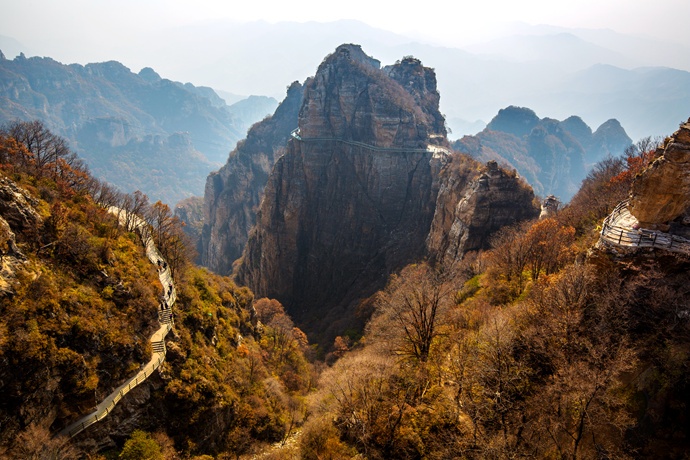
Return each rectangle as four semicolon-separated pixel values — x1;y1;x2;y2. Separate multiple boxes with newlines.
609;147;656;186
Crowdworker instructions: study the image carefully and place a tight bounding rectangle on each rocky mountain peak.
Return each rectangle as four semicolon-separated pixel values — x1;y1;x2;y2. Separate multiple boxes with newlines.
560;115;593;142
298;44;437;147
328;43;381;69
384;56;447;141
486;106;540;137
138;67;162;83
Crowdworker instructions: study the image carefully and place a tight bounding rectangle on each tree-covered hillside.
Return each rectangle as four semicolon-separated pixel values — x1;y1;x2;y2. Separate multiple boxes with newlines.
0;121;312;459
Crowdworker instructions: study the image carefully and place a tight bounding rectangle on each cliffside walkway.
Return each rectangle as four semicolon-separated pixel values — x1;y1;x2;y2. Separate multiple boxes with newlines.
58;207;177;438
290;129;451;158
600;200;690;253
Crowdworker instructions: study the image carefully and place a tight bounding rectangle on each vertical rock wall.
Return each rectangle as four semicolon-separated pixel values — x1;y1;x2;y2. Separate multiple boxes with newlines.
200;82;304;274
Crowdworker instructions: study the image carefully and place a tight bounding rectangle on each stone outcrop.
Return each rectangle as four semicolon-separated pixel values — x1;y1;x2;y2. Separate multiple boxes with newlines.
233;45;536;343
539;195;560;219
0;176;42;233
0;177;38;297
200;82;304;274
427;160;538;266
629;120;690;229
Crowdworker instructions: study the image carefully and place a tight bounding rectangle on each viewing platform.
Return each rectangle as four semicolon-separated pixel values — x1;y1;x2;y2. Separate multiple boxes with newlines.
599;200;690;254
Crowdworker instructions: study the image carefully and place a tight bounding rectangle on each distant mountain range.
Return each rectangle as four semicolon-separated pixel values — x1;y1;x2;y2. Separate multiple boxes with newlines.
454;106;632;201
5;20;684;141
0;51;277;204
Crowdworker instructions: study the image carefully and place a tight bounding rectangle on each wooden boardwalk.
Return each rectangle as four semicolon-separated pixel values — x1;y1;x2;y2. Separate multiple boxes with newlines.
600;200;690;254
58;207;176;438
290;129;452;158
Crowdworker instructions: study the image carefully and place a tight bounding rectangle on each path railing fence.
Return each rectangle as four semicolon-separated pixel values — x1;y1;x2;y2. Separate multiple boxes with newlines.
57;207;176;439
600;200;690;253
290;129;450;155
63;347;168;438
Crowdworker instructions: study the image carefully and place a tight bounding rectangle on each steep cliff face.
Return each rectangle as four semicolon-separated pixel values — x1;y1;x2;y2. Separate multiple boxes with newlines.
427;159;539;266
201;82;304;274
629;120;690;228
236;45;535;342
0;177;38;297
237;45;447;339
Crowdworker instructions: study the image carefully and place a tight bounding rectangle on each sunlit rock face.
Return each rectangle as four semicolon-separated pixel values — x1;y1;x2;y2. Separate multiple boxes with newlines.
427;160;538;267
629;120;690;229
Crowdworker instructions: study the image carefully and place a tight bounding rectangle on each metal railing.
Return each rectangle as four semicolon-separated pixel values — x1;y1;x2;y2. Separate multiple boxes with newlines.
290;129;450;155
62;346;168;437
600;200;690;253
57;208;176;438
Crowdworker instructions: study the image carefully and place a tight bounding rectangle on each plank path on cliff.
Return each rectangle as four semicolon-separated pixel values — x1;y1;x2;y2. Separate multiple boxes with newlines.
600;199;690;253
290;129;452;158
57;207;176;439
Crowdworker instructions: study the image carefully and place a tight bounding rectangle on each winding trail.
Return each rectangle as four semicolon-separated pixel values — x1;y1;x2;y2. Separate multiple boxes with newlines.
599;200;690;254
58;207;176;438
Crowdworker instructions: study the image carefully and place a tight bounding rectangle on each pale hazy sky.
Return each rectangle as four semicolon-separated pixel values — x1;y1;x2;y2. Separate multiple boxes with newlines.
3;0;690;49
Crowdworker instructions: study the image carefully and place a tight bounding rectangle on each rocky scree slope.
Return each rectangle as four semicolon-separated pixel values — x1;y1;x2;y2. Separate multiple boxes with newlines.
233;45;537;343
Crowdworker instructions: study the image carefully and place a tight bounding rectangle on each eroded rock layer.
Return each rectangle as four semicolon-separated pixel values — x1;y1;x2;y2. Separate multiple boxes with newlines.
629;120;690;228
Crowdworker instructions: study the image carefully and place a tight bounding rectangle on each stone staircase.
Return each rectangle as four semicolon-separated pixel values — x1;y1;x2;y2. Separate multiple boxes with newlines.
57;207;177;439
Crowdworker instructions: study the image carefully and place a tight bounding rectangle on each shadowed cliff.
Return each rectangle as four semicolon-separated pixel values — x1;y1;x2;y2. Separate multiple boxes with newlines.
201;82;304;274
233;45;537;343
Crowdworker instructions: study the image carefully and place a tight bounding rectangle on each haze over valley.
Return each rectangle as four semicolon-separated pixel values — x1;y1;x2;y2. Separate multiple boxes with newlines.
2;1;690;458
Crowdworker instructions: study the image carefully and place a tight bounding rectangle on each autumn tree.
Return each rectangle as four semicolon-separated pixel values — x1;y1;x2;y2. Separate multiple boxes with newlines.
0;134;32;169
370;263;456;362
2;120;72;179
119;430;164;460
518;265;635;459
254;298;305;363
523;217;576;281
5;424;79;460
147;201;175;248
610;136;661;187
486;221;534;297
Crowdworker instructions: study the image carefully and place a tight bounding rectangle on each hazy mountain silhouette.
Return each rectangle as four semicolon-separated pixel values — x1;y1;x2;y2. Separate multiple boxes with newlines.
0;54;276;204
62;19;681;142
4;20;688;141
